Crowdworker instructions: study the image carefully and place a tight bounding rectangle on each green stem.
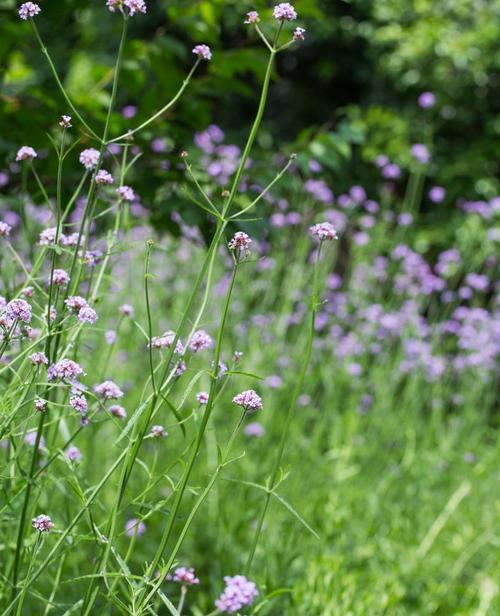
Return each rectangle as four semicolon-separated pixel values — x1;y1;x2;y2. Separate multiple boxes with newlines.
136;260;240;611
107;60;200;144
30;21;101;142
222;50;275;219
244;243;324;574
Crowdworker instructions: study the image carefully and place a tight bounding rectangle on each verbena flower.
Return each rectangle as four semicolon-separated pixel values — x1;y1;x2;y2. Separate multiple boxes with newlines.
119;303;134;317
232;389;263;412
196;391;209;404
31;351;48;366
244;422;265;437
110;404;127;419
107;0;147;16
79;148;100;170
418;91;436;108
228;231;251;252
16;146;37;161
25;431;45;450
6;299;32;323
151;331;184;354
117;185;136;201
309;222;338;241
429;186;446;203
215;575;258;613
168;566;200;585
192;44;212;60
59;115;72;128
105;330;117;344
39;227;63;246
48;359;84;382
69;394;88;415
411;143;431;164
94;380;124;399
244;11;260;24
189;330;213;352
0;221;12;237
273;3;297;21
77;305;98;325
125;518;146;538
65;446;82;461
65;296;89;313
293;27;305;41
35;398;47;413
19;2;41;20
150;424;168;438
51;268;70;287
32;514;54;533
94;170;114;185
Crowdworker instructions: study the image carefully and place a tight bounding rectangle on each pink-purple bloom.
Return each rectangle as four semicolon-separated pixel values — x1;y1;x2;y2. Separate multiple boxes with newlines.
228;232;252;252
244;422;265;437
411;143;431;164
232;389;263;412
77;305;98;325
244;11;260;24
32;514;54;533
189;330;213;352
309;222;338;242
51;269;70;287
150;424;168;438
65;446;82;461
196;391;209;404
107;0;147;15
79;148;100;170
31;351;48;366
429;186;446;203
293;27;305;41
6;299;32;323
110;404;127;419
168;567;200;585
16;146;37;161
192;45;212;60
125;518;146;538
418;91;436;109
48;359;84;382
94;170;114;185
215;575;258;613
19;2;41;19
94;380;124;400
273;3;297;21
0;221;12;237
117;185;136;201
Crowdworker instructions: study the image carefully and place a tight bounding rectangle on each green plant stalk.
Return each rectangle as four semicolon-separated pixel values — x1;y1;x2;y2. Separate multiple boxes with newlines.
245;243;324;574
10;128;66;598
83;33;277;613
79;222;226;615
30;21;101;142
135;258;240;611
139;408;247;612
222;49;275;219
5;450;128;616
108;59;201;144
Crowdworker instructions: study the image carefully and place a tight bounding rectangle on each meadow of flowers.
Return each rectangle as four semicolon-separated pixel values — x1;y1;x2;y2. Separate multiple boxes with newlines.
0;2;499;615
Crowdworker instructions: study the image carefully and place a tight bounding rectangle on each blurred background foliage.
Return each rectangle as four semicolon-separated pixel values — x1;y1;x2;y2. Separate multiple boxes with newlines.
1;0;500;226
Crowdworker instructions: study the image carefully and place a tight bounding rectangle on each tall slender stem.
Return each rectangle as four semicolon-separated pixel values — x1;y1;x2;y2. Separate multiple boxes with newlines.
245;244;324;574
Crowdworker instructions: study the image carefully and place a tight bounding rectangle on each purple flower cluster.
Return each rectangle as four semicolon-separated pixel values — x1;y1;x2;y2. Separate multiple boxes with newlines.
192;44;212;61
189;329;213;352
168;566;200;585
19;2;41;20
48;359;84;382
232;389;263;411
215;575;258;613
94;380;124;399
273;3;297;21
32;514;54;533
